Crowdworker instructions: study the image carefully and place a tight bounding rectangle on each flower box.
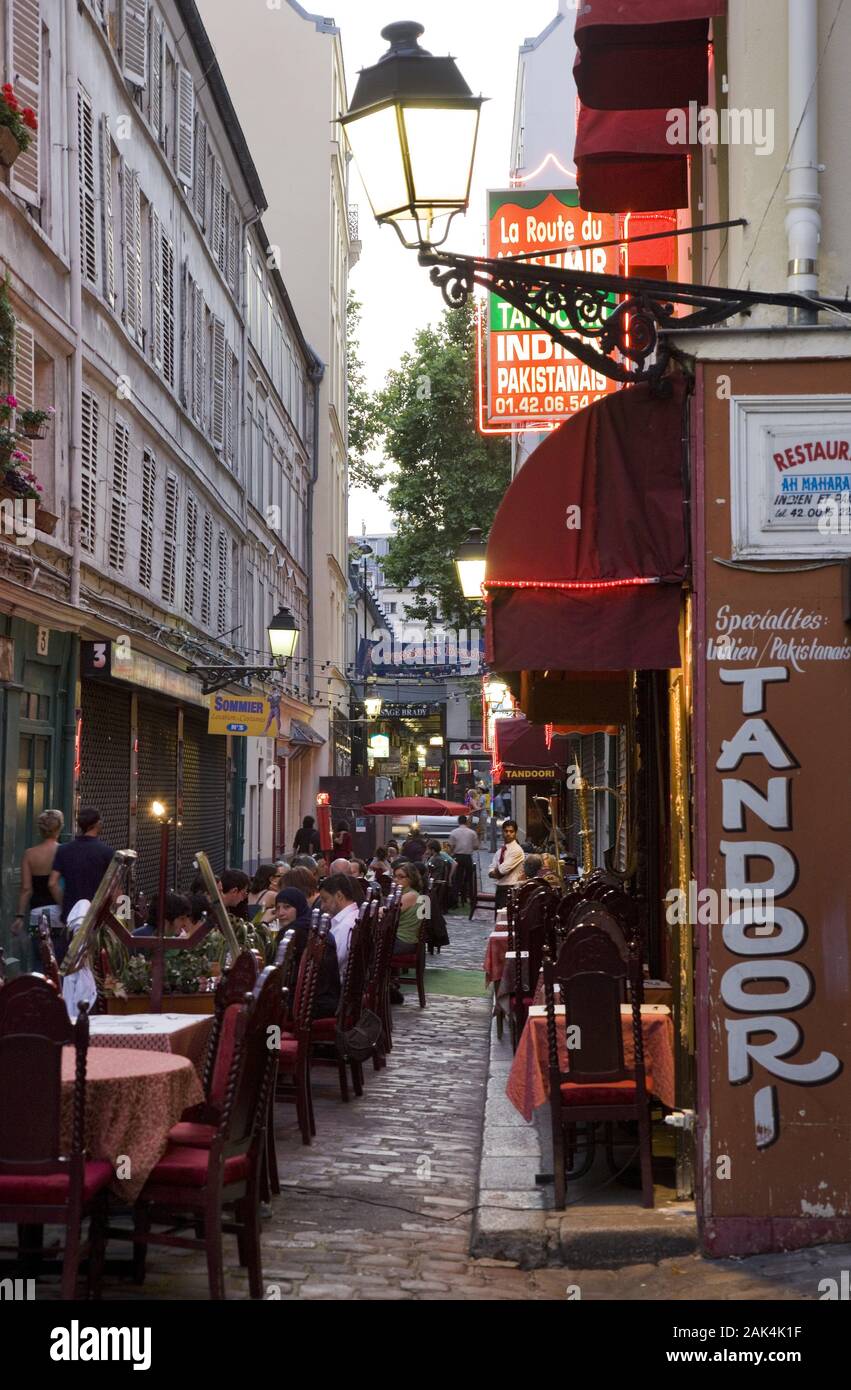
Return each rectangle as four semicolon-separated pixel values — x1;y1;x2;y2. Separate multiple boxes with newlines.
35;504;58;535
0;125;22;169
20;421;49;440
104;992;216;1016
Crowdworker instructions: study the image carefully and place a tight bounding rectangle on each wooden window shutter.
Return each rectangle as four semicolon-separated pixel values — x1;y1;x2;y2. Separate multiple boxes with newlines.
162;471;178;604
192;116;207;227
227;205;240;295
80;388;99;556
180;264;189;408
149;11;163;140
216;528;228;634
12;319;35;464
201;513;213;626
77;89;97;285
121;0;149;87
210;157;223;263
122;163;142;340
176;64;194;186
224;346;237;465
100;116;116;308
149;205;163;370
108;418;130;571
184;494;198;615
8;0;41;206
210;316;225;449
161;233;175;387
217;190;229;276
192;283;205;425
139;450;156;589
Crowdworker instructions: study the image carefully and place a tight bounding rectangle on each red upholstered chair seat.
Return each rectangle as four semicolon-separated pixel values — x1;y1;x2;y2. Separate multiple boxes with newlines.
559;1075;655;1106
394;952;417;968
209;1002;242;1105
308;1017;337;1039
277;1038;299;1071
145;1143;249;1188
167;1120;218;1147
0;1160;113;1205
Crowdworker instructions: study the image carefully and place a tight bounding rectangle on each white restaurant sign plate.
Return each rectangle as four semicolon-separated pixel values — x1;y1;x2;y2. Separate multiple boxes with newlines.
731;394;851;558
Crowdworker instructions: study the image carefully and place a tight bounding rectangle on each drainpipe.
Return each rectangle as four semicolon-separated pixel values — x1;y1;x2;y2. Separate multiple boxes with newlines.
785;0;821;324
306;355;325;760
65;0;83;607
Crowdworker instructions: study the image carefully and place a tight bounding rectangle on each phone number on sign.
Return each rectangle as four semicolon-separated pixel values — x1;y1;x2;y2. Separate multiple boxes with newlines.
492;392;607;417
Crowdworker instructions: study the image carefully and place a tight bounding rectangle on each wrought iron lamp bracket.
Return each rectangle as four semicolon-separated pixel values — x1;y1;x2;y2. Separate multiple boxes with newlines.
420;248;850;387
186;665;285;696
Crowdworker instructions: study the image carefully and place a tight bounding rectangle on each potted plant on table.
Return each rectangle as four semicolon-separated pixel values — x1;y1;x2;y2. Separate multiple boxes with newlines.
0;84;36;169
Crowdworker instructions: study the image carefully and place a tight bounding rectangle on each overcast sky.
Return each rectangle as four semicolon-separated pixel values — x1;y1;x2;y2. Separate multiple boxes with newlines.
334;2;561;530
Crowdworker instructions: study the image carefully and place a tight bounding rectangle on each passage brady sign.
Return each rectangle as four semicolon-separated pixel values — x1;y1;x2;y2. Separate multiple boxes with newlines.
484;188;620;429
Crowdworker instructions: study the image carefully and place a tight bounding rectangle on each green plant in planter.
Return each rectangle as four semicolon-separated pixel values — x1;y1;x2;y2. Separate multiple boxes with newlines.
17;405;55;436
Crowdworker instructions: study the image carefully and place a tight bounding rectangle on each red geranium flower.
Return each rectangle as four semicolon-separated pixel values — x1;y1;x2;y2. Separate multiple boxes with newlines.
2;87;19;113
21;108;37;131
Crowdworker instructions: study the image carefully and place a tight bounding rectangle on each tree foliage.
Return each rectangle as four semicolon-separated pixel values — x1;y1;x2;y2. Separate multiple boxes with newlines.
346;291;383;491
370;300;510;627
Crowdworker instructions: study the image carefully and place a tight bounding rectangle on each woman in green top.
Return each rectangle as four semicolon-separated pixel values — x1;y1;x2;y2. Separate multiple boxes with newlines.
392;862;425;956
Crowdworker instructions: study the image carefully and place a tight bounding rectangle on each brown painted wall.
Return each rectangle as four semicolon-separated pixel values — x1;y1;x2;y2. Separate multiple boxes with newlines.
695;358;851;1257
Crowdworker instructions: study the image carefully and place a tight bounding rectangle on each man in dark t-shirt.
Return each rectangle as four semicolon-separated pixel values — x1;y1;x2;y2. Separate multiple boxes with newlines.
49;806;115;923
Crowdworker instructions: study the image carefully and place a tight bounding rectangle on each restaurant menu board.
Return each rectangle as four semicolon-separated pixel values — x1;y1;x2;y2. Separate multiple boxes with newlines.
731;395;851;557
484;189;620;428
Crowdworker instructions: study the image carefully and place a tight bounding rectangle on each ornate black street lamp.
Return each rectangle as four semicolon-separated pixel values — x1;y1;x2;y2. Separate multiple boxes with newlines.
344;23;850;386
188;606;300;695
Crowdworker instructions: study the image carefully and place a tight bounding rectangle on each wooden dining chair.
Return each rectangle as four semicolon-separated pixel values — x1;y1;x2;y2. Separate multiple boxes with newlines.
507;880;555;1050
393;911;428;1009
276;918;332;1144
117;965;283;1300
0;975;112;1298
362;893;400;1070
543;931;655;1211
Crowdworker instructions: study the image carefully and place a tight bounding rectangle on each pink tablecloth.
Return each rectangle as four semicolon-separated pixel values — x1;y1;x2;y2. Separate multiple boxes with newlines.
506;1005;675;1122
88;1013;213;1076
483;931;510;985
61;1046;203;1202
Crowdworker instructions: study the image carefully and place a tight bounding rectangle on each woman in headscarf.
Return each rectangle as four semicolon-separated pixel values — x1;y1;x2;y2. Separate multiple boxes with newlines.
274;887;339;1019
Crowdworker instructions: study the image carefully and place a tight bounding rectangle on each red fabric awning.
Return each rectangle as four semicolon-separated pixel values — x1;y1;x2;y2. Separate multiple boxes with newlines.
484;377;687;674
574;0;725;112
575;105;688;212
493;718;570;777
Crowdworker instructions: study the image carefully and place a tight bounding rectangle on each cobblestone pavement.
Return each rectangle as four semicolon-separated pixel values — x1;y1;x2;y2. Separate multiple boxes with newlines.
22;903;851;1300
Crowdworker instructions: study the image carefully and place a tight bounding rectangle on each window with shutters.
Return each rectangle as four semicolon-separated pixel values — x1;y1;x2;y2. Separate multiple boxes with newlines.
161;233;175;388
210;157;224;265
149;206;163;371
192;116;207;228
224;347;237;467
216;529;228;636
175;64;194;186
80;389;99;555
12;319;35;464
227;204;240;296
139;450;155;589
201;513;213;627
100;116;116;308
121;163;143;341
8;0;41;206
161;472;178;605
184;494;197;615
77;88;97;285
108;419;130;570
121;0;149;87
148;10;163;142
210;316;225;450
192;282;206;426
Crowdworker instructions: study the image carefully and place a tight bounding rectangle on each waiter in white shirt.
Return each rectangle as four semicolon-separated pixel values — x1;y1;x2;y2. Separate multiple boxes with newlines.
319;874;360;976
488;820;525;909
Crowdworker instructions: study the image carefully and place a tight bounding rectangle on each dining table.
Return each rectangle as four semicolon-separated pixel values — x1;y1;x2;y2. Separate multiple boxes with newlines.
88;1012;213;1076
506;1003;676;1122
61;1046;203;1201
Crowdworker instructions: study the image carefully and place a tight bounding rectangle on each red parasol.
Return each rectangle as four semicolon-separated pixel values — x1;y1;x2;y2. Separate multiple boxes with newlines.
361;796;471;817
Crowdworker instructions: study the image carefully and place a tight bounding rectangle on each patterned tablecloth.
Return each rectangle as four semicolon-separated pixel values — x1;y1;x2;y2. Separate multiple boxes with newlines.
506;1005;676;1122
61;1047;203;1202
88;1013;213;1076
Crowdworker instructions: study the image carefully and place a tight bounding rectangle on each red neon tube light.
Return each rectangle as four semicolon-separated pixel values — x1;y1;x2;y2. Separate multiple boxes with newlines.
483;577;660;592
